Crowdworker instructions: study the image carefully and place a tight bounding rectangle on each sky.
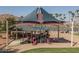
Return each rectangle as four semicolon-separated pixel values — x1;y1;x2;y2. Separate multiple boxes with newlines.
0;6;79;16
0;6;79;17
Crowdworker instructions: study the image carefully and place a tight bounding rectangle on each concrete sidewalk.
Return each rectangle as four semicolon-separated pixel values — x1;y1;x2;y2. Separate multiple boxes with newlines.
8;42;79;52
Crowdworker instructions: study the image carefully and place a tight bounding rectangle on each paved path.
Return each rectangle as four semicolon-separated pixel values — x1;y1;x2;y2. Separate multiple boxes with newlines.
8;43;79;52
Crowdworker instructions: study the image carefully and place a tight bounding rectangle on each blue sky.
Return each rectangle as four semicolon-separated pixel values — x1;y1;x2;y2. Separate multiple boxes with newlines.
0;6;79;17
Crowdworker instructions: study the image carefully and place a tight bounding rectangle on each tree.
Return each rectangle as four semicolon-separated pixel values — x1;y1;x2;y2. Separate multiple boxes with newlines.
54;13;66;21
75;10;79;17
68;11;75;46
68;11;75;20
54;13;66;39
75;10;79;32
0;17;16;32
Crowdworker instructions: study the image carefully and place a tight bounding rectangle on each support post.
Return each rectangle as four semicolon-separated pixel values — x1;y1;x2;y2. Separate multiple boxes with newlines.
58;23;60;39
15;23;17;40
5;20;8;50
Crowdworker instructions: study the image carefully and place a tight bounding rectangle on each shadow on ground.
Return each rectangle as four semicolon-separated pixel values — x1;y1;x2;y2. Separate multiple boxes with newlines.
0;49;19;53
0;38;75;53
49;38;71;43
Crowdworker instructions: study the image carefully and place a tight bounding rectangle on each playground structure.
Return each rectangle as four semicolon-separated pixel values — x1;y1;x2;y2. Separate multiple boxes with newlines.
7;7;66;45
0;7;79;52
4;7;76;50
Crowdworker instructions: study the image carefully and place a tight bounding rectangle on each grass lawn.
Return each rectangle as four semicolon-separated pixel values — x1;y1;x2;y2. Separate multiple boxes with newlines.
22;48;79;53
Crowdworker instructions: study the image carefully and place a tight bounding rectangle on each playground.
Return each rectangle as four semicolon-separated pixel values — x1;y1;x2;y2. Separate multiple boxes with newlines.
0;7;79;53
6;31;79;53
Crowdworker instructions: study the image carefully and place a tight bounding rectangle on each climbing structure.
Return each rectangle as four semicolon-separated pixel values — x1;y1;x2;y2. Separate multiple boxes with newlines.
10;7;64;44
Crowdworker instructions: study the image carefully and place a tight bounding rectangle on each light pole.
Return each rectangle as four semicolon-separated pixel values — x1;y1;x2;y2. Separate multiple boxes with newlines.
68;11;74;47
71;18;74;47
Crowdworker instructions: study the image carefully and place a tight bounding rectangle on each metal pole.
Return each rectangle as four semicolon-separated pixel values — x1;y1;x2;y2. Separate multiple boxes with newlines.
71;19;74;47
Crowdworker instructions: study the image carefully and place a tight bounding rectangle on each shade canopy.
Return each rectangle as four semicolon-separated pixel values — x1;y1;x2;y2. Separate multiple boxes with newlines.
17;7;61;23
14;25;61;31
11;7;64;31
